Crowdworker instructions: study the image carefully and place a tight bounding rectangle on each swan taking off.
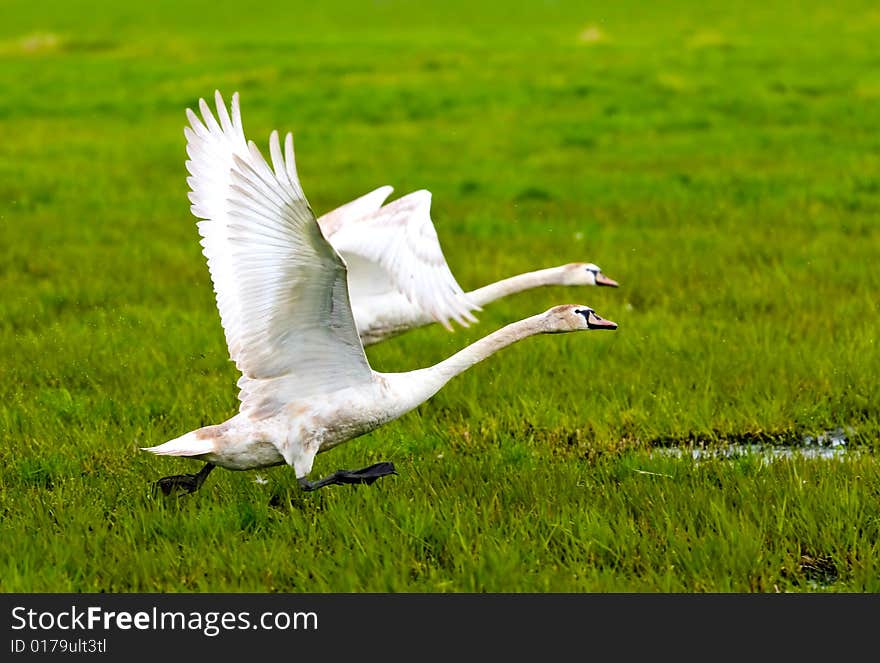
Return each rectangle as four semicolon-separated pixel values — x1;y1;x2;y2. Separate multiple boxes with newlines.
319;188;620;344
142;91;618;495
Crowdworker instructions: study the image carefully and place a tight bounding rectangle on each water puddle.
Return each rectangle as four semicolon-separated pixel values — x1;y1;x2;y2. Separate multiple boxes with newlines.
653;427;856;462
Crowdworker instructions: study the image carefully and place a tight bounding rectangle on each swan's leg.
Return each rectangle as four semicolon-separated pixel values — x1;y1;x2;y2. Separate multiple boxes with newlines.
297;462;397;492
153;462;216;497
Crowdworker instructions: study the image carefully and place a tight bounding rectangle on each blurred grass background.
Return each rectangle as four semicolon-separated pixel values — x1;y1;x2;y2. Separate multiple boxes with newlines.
1;0;878;591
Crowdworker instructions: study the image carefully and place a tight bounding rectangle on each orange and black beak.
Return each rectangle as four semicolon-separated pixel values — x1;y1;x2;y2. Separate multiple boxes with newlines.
585;310;618;330
595;273;619;287
575;309;617;329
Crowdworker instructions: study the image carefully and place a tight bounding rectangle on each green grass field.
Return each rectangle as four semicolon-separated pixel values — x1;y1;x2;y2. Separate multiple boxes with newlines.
1;0;879;592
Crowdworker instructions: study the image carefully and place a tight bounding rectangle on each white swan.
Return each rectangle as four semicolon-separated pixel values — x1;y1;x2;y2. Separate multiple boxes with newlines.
317;188;620;344
142;91;618;494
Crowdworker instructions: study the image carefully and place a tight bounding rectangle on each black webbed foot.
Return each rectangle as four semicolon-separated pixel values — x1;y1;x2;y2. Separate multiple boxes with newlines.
153;463;216;497
297;461;397;492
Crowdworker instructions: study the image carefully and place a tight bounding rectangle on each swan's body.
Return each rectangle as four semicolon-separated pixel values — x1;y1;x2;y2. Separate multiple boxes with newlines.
317;187;619;344
142;92;618;492
151;377;416;476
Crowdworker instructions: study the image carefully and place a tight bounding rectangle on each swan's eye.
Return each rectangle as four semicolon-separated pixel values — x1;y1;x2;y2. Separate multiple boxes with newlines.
586;267;599;274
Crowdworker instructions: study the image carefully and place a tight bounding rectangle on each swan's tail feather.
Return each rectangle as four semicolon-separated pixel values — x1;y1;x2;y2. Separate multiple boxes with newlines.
141;431;215;458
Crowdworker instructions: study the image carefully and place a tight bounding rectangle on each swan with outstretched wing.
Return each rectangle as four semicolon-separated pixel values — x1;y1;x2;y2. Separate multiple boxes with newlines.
142;92;618;494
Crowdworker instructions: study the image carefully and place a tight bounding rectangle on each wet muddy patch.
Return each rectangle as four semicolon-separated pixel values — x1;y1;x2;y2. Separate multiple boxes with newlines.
651;427;857;462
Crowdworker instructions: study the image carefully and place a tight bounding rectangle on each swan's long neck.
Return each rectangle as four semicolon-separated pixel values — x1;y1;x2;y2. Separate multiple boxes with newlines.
385;313;547;409
466;266;569;307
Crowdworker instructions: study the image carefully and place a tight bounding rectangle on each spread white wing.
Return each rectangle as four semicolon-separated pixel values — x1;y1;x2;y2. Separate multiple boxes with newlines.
185;91;372;419
327;190;481;330
317;185;394;237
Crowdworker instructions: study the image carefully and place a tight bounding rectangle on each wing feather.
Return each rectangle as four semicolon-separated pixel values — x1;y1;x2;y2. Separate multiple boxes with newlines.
329;190;480;331
317;185;395;237
185;92;372;418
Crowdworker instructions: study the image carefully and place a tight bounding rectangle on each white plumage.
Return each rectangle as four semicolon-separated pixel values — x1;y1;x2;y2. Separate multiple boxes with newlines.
142;91;618;494
324;188;480;333
184;98;371;419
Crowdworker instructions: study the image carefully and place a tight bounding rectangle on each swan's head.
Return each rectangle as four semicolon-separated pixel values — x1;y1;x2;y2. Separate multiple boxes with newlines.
560;263;619;288
542;304;618;333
